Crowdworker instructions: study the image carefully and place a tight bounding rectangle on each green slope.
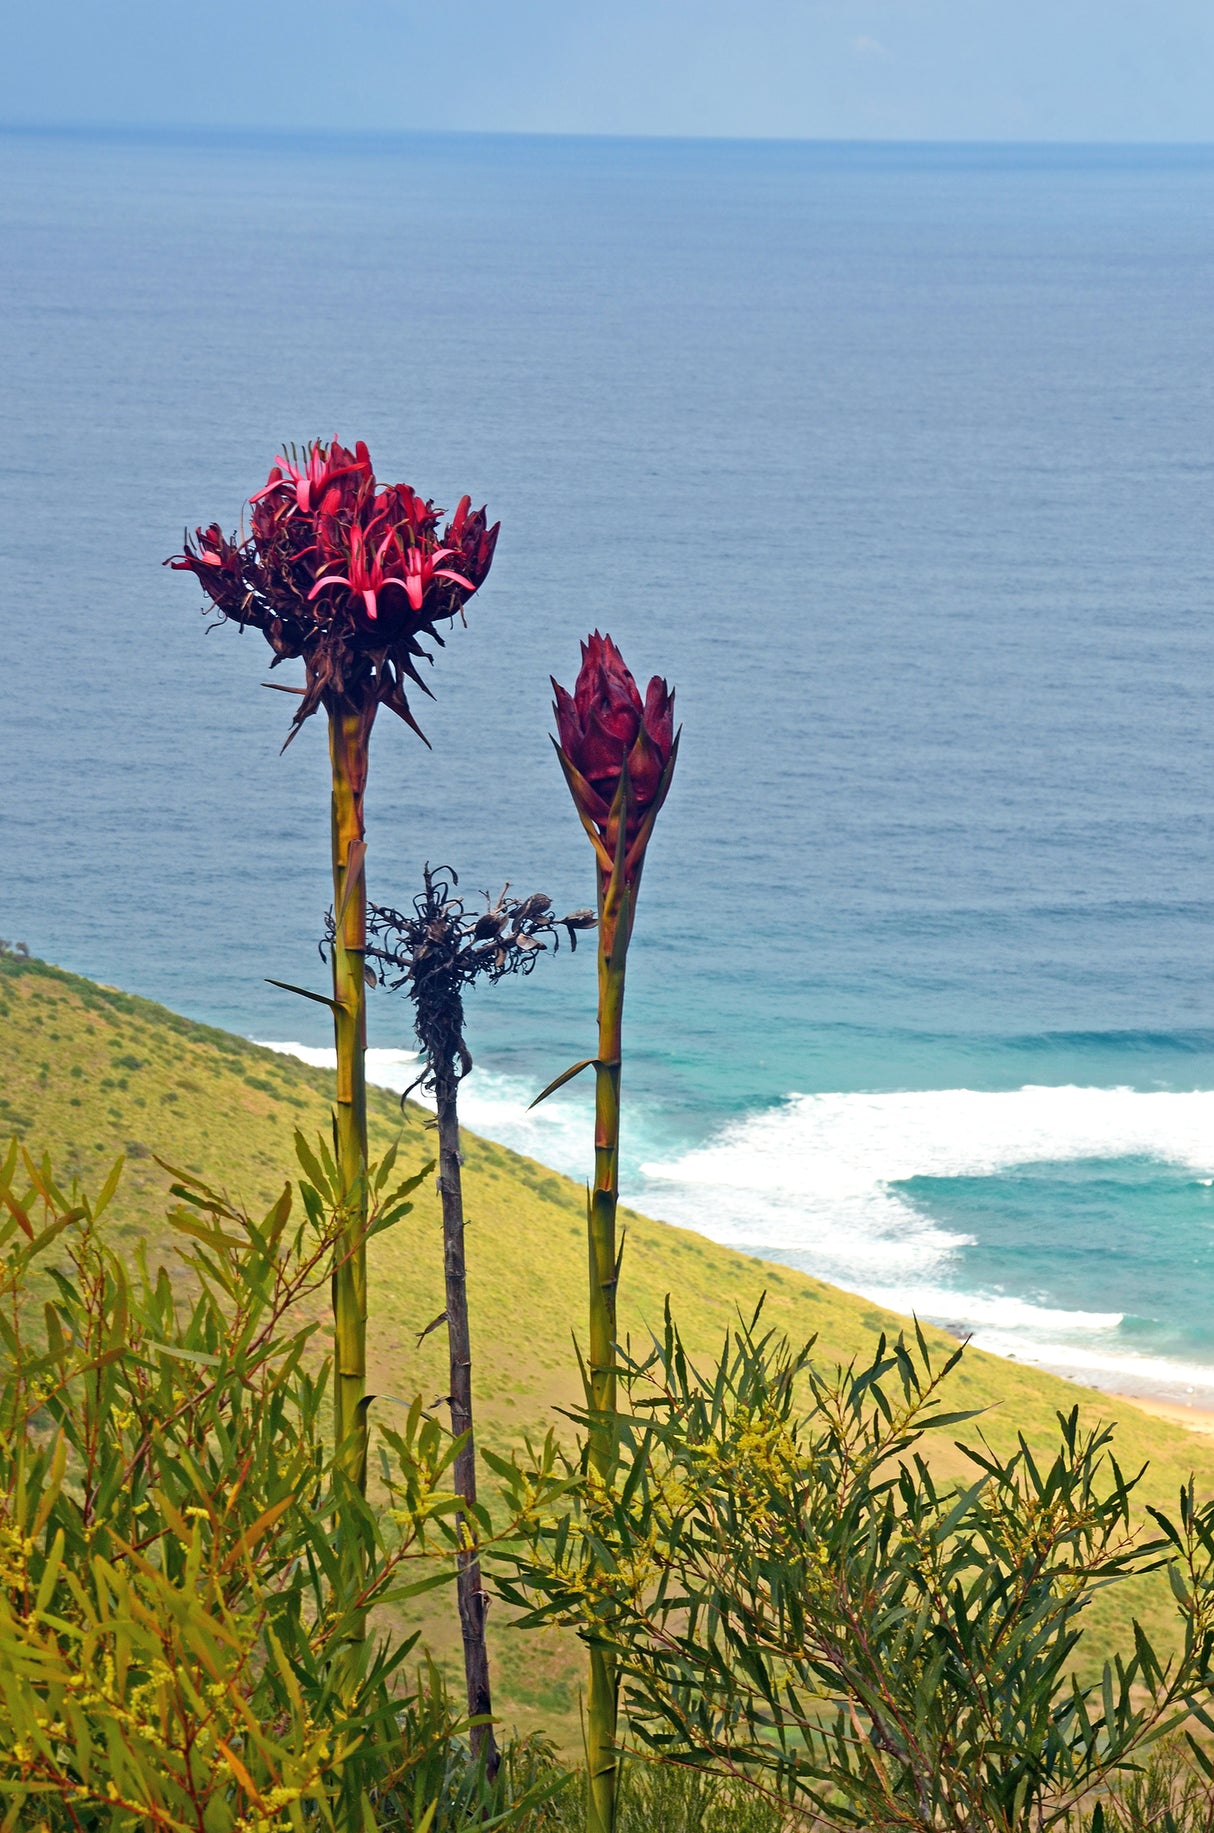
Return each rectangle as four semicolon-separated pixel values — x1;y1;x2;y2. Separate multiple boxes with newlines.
3;951;1213;1739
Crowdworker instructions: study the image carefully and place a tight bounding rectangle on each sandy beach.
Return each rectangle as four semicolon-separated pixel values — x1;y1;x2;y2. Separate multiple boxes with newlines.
1125;1394;1214;1437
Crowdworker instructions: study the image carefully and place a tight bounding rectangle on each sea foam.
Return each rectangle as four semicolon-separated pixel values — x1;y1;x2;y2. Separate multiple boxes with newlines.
257;1046;1214;1399
255;1041;602;1181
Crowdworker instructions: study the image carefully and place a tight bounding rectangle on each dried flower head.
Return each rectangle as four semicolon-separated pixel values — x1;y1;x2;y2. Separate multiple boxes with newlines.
168;440;498;742
336;867;594;1090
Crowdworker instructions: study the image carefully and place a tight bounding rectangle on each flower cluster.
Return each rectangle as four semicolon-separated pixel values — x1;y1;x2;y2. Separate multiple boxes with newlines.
169;440;498;739
552;632;677;884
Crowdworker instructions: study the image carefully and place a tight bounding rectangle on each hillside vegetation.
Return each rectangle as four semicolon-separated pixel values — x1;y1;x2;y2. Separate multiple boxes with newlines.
3;950;1213;1740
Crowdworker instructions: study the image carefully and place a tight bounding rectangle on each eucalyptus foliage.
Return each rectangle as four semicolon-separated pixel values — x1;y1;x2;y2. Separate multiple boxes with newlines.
499;1309;1214;1833
0;1139;564;1832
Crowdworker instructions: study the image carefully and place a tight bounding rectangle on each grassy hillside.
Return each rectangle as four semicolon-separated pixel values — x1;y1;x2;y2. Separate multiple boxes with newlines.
3;950;1213;1739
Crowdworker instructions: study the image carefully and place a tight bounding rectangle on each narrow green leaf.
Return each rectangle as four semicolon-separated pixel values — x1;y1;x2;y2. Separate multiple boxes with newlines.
266;977;338;1011
92;1155;125;1219
529;1058;596;1109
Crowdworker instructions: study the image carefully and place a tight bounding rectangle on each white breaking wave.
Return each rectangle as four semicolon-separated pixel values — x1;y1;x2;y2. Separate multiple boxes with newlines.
643;1084;1214;1201
638;1086;1214;1398
861;1285;1124;1336
260;1042;422;1088
255;1048;1214;1400
254;1041;601;1176
639;1085;1214;1274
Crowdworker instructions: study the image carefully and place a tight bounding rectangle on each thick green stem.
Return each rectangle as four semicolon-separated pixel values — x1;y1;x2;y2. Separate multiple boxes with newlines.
586;1641;619;1833
586;875;630;1833
558;727;675;1833
328;702;370;1493
588;940;624;1480
328;701;371;1780
435;1068;499;1779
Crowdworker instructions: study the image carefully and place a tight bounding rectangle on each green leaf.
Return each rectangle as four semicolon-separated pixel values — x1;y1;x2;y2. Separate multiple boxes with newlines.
92;1154;126;1219
529;1058;596;1109
266;977;338;1011
148;1340;223;1368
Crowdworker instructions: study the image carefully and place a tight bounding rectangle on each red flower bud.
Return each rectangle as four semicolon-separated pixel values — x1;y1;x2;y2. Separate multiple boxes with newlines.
552;632;677;886
167;440;497;742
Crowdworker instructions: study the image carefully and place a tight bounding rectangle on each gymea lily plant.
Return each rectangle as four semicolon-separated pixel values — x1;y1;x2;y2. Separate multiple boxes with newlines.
541;633;678;1833
169;442;497;1699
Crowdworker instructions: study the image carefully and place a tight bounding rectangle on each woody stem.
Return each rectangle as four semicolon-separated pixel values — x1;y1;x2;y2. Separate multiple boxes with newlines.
435;1062;499;1778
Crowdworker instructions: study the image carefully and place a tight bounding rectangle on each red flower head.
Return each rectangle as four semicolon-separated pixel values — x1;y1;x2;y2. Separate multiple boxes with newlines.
168;439;499;742
552;632;678;890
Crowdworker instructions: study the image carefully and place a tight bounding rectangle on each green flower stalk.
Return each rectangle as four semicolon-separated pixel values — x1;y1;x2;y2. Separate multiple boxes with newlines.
327;701;373;1487
168;444;498;1685
547;633;678;1833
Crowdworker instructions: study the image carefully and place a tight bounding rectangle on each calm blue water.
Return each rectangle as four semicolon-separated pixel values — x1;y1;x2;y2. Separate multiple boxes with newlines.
5;128;1214;1398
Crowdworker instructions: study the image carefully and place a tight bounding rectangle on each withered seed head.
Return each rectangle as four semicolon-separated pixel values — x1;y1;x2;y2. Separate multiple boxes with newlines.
328;866;593;1092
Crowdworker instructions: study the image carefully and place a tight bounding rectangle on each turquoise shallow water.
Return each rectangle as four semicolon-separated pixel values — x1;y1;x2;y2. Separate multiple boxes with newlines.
3;129;1214;1396
902;1159;1214;1350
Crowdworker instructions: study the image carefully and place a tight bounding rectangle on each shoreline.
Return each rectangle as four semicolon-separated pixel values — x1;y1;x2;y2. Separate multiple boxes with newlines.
1119;1393;1214;1437
925;1337;1214;1437
261;1042;1214;1437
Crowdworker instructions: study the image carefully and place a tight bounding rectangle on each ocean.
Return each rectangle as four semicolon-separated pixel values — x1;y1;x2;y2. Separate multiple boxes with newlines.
5;128;1214;1401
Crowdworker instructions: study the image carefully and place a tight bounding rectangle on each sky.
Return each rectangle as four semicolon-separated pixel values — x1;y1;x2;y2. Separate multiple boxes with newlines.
4;0;1214;143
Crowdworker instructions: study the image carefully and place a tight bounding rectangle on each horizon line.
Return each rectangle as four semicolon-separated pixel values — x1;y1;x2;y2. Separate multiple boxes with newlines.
4;120;1214;153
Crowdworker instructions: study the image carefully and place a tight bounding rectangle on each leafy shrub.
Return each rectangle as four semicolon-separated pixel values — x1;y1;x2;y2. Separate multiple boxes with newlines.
0;1138;567;1832
502;1310;1214;1833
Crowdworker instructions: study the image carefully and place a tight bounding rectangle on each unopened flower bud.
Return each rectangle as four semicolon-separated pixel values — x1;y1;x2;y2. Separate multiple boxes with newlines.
551;632;677;888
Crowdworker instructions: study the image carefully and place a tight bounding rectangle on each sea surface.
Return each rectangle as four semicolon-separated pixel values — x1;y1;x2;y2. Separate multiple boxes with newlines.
4;128;1214;1401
